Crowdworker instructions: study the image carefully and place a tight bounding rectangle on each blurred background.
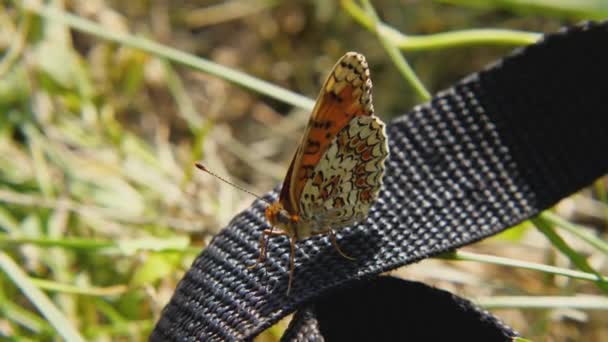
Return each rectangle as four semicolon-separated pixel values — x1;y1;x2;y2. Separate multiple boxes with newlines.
1;0;607;341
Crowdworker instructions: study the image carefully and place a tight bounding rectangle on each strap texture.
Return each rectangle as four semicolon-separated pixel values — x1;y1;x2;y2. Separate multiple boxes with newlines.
151;21;608;341
281;277;516;341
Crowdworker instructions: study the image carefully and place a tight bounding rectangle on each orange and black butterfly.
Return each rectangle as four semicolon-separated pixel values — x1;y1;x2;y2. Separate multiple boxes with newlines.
198;52;388;294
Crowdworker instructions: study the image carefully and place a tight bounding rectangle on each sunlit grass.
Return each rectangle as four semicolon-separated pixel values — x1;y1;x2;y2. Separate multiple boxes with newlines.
1;1;607;341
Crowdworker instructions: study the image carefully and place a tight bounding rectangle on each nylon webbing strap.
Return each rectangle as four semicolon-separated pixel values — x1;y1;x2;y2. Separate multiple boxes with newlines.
151;21;608;341
281;276;517;341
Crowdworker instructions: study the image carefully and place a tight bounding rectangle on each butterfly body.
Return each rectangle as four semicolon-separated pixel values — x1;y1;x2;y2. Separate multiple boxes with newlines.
251;52;389;294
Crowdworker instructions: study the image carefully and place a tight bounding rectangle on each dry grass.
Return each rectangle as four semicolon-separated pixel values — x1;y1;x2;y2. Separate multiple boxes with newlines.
0;0;607;341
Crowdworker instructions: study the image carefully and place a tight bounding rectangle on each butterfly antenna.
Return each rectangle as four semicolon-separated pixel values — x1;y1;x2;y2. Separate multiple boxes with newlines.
195;162;272;205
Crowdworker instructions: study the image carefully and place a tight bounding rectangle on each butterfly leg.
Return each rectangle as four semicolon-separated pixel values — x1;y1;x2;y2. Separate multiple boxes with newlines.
247;228;297;295
310;229;356;260
247;227;285;270
328;229;356;260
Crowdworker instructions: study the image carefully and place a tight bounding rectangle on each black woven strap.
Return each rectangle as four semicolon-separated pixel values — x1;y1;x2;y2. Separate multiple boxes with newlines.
281;276;516;341
151;21;608;341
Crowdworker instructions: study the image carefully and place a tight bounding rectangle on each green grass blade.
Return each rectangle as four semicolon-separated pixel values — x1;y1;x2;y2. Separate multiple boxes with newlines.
0;252;86;342
342;0;540;50
29;278;127;296
359;0;431;101
0;294;52;334
437;0;608;20
440;250;608;283
0;234;201;254
394;29;540;51
23;2;315;111
532;216;608;294
540;211;608;255
477;295;608;310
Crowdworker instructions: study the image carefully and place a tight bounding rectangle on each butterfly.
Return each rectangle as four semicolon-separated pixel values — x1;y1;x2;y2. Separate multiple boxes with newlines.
197;52;388;294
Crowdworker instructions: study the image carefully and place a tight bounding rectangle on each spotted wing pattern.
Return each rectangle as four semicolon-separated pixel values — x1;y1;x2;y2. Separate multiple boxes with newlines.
280;52;374;215
300;115;388;232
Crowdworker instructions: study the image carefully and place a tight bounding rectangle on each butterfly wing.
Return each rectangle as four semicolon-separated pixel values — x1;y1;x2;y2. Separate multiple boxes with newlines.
300;115;388;231
280;52;375;215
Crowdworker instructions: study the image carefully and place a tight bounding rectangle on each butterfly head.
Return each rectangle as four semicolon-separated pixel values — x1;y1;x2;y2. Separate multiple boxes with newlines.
265;202;300;232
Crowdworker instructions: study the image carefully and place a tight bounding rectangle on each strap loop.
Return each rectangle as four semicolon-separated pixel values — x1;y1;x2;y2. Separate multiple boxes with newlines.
152;21;608;341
